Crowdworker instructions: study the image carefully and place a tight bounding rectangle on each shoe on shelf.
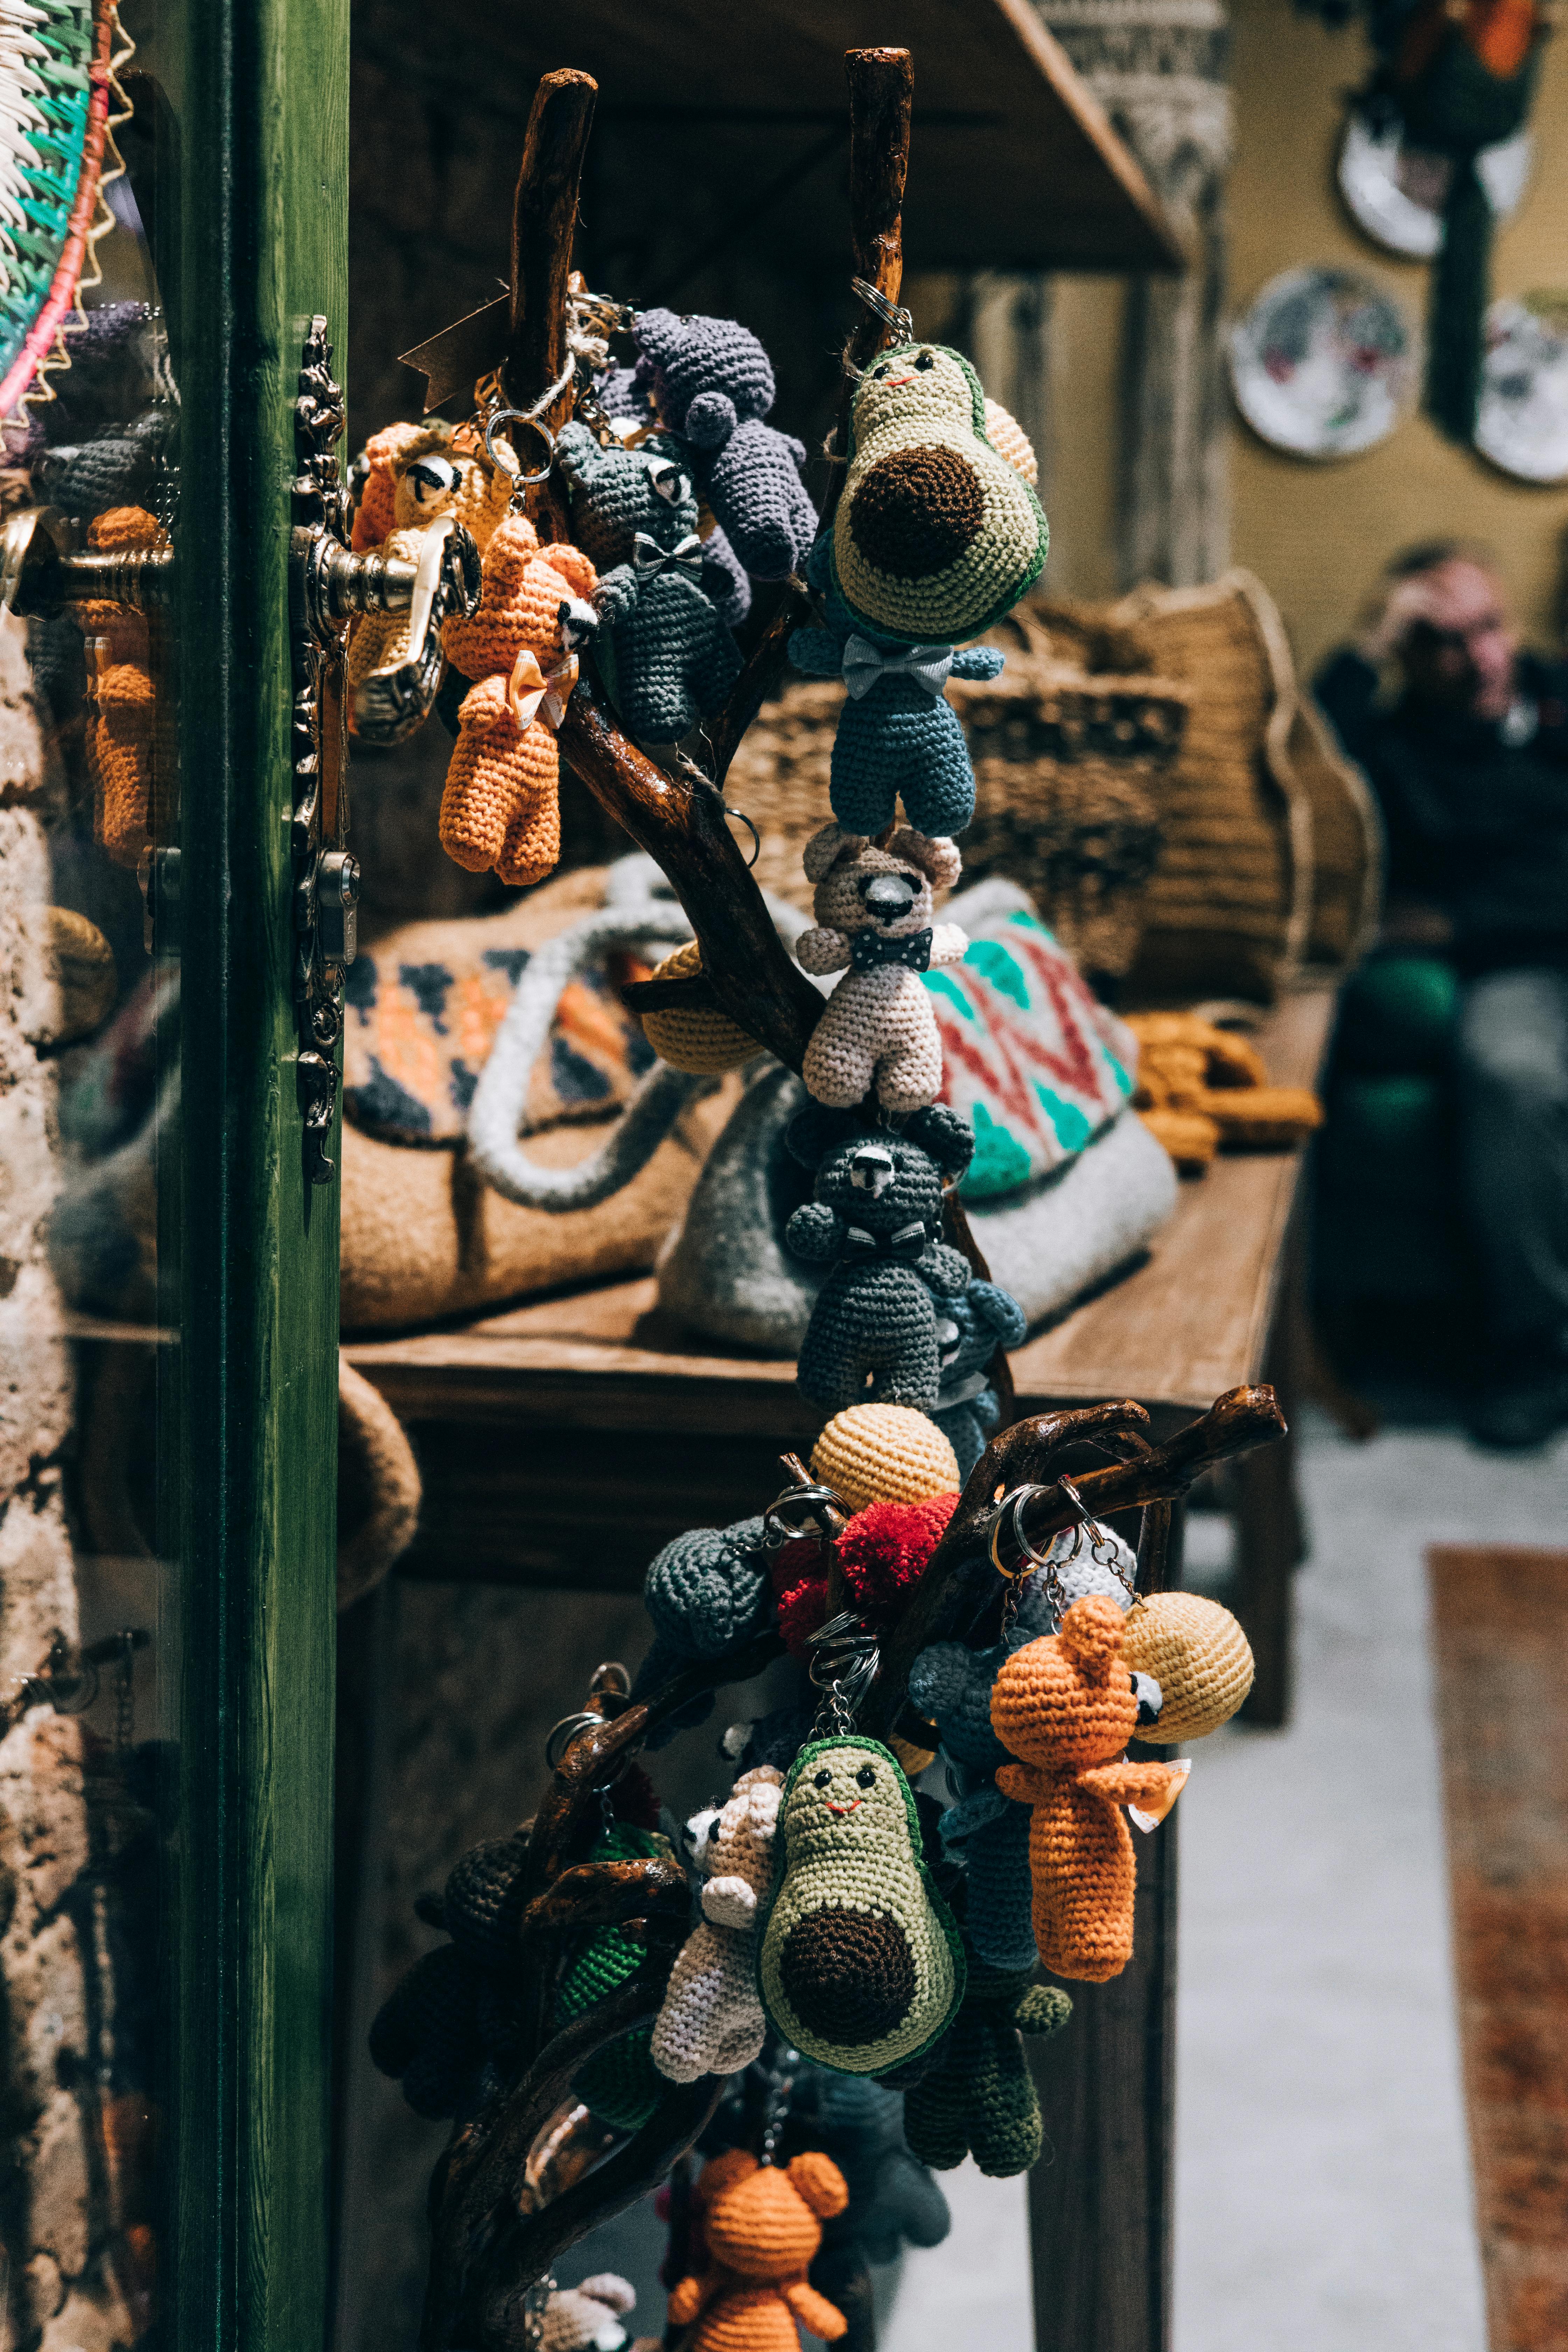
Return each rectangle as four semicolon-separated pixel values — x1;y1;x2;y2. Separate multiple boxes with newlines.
1466;1346;1568;1450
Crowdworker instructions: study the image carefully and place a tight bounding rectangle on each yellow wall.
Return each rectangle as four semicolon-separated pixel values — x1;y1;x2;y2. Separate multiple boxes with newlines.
1229;0;1568;681
1040;0;1568;679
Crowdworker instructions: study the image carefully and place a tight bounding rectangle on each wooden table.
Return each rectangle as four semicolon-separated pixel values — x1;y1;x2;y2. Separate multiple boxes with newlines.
345;986;1334;2352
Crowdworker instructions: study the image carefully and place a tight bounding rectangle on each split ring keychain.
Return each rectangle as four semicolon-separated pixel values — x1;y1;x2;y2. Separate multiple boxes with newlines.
988;1473;1136;1636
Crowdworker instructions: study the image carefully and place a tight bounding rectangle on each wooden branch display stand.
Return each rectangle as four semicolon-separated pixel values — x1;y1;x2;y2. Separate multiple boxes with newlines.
402;49;1288;2352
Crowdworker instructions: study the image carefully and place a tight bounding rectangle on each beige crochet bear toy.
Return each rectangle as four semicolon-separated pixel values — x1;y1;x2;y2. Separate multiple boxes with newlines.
539;2273;638;2352
650;1765;783;2084
797;823;967;1113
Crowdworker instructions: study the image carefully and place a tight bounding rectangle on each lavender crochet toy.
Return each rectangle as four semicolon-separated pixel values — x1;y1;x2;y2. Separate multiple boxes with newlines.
556;420;741;743
790;533;1004;839
613;308;818;582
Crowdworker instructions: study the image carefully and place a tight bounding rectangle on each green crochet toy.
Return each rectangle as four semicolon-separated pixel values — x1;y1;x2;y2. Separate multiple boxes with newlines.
902;1956;1072;2178
830;341;1048;648
758;1735;966;2078
556;1821;675;2130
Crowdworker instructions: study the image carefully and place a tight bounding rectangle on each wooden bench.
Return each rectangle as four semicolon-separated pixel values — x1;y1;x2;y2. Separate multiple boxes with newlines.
345;986;1333;2352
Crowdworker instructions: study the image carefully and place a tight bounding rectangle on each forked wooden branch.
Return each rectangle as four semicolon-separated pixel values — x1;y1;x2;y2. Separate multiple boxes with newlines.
509;68;596;544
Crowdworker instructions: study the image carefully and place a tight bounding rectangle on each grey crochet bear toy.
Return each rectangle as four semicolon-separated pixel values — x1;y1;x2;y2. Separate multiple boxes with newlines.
626;1513;774;1747
555;420;741;743
790;531;1004;839
784;1102;975;1410
614;307;818;582
932;1279;1029;1482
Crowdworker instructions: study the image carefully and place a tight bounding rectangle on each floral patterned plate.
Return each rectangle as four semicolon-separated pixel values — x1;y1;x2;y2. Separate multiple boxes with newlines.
1475;293;1568;484
1228;266;1415;459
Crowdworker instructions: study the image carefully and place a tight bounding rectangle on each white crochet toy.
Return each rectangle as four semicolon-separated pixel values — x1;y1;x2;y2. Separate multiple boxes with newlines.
797;824;967;1114
650;1766;784;2084
539;2274;638;2352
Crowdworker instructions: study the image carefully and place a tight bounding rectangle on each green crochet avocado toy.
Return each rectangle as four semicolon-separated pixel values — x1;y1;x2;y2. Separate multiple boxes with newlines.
758;1735;966;2078
830;341;1049;648
902;1956;1072;2178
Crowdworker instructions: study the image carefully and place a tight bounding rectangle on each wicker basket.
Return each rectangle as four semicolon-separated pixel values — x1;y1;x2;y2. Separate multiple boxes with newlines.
724;638;1189;981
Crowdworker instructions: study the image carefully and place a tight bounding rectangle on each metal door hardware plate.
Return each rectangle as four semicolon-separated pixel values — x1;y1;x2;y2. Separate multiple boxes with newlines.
288;316;476;1185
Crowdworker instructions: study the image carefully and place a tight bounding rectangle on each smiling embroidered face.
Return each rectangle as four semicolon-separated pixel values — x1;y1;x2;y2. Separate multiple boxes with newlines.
852;343;978;443
785;1742;907;1842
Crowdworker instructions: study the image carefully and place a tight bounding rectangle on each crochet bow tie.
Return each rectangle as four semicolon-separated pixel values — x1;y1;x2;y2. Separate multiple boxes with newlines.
850;925;933;973
631;531;705;579
842;1219;930;1263
506;647;579;732
841;634;954;701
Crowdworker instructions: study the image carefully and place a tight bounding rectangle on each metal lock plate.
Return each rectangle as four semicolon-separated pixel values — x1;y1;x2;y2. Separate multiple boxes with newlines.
315;849;359;966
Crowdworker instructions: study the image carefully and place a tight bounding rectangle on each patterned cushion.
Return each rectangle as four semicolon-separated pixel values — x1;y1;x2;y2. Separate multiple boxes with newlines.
341;868;656;1144
922;883;1136;1201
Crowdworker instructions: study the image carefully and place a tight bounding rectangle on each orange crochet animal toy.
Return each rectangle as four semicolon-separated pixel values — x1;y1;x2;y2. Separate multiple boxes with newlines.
77;505;172;869
990;1593;1188;1983
666;2148;850;2351
437;514;598;887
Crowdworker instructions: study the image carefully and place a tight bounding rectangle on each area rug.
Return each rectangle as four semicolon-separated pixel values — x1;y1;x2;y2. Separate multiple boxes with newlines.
1427;1545;1568;2352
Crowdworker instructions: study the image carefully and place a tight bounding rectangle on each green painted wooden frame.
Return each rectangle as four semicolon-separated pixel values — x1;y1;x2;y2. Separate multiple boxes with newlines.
168;3;348;2347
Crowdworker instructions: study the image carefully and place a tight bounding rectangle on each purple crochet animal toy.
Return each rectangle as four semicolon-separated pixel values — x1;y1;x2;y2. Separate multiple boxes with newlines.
616;308;818;582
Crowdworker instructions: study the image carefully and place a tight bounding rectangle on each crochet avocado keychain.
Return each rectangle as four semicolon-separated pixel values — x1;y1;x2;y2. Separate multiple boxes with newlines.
830;339;1049;648
758;1616;966;2077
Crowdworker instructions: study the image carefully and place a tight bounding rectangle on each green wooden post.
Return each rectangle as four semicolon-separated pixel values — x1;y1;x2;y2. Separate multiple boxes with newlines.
171;4;348;2348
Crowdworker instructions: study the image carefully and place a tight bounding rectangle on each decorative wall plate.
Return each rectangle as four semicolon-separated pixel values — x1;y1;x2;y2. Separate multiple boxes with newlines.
1338;107;1531;260
1228;266;1415;459
0;0;129;415
1474;293;1568;484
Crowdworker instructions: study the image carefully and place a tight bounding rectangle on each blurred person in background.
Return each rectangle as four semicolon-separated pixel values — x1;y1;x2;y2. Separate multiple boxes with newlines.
1316;541;1568;1448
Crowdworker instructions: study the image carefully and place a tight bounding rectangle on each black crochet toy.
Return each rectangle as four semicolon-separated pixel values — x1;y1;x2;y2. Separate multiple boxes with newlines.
784;1103;976;1411
605;307;818;582
902;1955;1072;2179
625;1512;774;1746
931;1278;1029;1482
555;420;741;743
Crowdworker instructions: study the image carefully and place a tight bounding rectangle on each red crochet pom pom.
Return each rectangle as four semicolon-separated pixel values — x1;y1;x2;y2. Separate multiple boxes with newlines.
836;1494;959;1612
776;1573;830;1658
610;1760;662;1829
769;1532;827;1600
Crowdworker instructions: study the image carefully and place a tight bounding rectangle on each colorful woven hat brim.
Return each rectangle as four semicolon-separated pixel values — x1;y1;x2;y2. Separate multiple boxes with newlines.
0;0;130;416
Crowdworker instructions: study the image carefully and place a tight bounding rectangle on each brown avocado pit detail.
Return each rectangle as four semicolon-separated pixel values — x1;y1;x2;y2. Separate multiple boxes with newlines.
847;446;985;578
778;1905;917;2043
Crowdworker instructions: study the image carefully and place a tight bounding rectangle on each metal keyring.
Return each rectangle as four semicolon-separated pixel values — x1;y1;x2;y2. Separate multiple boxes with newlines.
544;1709;611;1772
484;407;555;486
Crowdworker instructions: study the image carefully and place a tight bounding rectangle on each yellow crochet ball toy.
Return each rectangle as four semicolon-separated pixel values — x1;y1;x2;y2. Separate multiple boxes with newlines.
1120;1590;1255;1742
809;1404;960;1514
637;938;762;1075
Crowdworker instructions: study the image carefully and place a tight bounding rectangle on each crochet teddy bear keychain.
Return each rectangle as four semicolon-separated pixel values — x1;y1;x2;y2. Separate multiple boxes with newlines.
650;1766;783;2084
666;2147;851;2350
436;513;598;886
344;426;497;743
601;307;819;583
990;1592;1187;1983
555;420;742;743
783;1101;977;1413
794;822;967;1113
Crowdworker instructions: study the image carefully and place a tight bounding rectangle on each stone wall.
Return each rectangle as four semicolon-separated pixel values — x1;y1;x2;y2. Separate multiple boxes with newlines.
0;617;136;2352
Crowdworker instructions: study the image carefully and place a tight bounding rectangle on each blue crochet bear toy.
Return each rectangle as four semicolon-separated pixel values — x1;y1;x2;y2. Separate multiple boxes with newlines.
784;1102;975;1412
909;1547;1136;1970
932;1279;1029;1483
790;531;1005;840
625;1513;773;1748
555;420;741;743
610;307;818;582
